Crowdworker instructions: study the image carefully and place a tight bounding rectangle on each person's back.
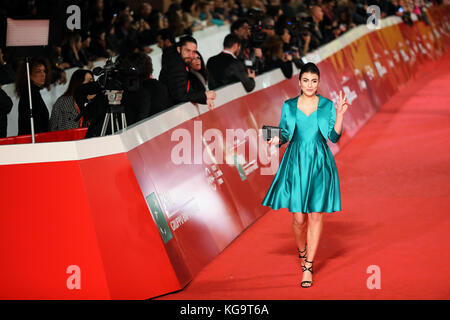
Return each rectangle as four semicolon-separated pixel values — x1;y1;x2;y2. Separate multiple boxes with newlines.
159;44;180;81
143;78;169;115
207;52;234;90
49;95;78;131
207;34;255;92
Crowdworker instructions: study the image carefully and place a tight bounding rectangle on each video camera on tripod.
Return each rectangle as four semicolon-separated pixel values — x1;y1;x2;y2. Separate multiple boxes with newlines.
91;57;140;136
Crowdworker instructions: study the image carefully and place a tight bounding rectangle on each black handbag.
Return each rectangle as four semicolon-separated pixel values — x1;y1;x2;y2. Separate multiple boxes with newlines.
262;125;281;141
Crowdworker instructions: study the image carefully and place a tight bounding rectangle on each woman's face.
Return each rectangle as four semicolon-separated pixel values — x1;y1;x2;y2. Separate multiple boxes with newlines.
281;28;291;44
76;39;83;50
299;72;319;96
30;64;47;87
83;72;93;84
190;53;202;71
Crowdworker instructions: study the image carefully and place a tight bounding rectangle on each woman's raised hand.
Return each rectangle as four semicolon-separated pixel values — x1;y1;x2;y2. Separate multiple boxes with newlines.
337;90;349;116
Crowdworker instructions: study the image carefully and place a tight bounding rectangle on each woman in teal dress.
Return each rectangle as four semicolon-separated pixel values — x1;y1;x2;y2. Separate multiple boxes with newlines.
262;62;349;288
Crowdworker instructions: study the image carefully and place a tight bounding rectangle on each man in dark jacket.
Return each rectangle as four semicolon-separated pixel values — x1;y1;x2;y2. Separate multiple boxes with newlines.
207;34;256;92
120;52;169;125
159;36;216;109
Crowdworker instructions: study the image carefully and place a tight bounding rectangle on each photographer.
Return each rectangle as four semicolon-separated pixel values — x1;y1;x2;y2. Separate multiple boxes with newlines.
231;18;265;75
277;26;304;69
120;52;169;125
73;75;108;138
75;53;170;138
261;35;293;79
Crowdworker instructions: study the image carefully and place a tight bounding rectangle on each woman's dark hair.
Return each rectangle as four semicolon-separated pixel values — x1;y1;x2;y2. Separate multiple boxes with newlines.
261;35;284;60
15;57;52;97
193;51;208;80
68;32;82;48
63;69;93;97
167;9;186;37
299;62;320;80
230;18;249;33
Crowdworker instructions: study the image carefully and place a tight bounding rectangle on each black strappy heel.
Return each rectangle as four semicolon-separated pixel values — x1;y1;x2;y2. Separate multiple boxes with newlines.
300;260;314;288
297;245;307;266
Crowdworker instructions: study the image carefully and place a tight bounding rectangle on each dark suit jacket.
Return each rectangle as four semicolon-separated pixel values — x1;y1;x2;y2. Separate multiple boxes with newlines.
18;84;49;136
207;52;255;92
124;78;170;126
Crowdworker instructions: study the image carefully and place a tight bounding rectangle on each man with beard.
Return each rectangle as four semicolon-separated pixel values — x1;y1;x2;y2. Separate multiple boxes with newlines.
159;36;216;109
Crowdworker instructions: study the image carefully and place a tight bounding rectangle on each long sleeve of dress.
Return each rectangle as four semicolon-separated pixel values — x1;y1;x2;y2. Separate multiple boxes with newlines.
277;102;293;148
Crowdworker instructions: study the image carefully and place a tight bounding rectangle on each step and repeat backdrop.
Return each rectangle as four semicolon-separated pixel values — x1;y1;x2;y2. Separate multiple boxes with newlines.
0;6;448;299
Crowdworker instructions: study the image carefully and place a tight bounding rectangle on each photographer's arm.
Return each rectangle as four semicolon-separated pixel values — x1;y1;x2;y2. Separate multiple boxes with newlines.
231;61;255;93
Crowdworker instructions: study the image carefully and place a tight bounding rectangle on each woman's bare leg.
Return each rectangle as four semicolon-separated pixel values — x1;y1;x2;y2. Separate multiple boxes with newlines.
302;212;323;287
292;212;308;265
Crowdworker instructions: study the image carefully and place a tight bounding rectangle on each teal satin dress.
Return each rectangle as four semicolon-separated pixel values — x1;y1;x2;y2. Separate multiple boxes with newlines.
262;94;342;213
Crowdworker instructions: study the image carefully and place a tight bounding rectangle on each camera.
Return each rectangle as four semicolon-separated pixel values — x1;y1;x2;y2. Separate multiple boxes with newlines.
92;57;140;92
247;8;266;47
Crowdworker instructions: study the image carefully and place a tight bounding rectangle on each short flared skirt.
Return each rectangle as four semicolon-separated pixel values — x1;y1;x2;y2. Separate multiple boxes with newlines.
262;138;341;213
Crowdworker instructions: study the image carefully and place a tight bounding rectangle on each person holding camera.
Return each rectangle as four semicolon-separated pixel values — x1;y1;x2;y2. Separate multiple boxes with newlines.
207;34;256;92
50;69;94;131
261;34;293;79
120;52;169;126
230;18;265;75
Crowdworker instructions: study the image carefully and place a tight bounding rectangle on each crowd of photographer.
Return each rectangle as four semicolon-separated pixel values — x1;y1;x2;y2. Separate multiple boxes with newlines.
0;0;439;138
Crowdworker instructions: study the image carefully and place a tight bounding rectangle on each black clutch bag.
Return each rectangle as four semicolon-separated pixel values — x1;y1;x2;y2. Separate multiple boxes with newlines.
262;125;281;141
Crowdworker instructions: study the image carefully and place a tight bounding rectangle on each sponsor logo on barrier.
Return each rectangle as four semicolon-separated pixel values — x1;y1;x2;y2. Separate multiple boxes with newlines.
146;193;173;243
374;61;387;77
170;121;280;176
364;65;376;80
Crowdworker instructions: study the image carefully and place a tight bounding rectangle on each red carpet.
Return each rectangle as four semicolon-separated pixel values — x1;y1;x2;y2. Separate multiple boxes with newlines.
157;51;450;300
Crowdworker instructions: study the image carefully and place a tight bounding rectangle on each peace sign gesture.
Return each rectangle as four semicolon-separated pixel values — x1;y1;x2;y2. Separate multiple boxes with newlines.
336;90;349;116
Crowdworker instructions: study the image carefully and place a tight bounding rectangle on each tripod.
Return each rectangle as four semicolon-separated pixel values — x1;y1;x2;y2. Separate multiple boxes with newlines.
100;90;127;136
